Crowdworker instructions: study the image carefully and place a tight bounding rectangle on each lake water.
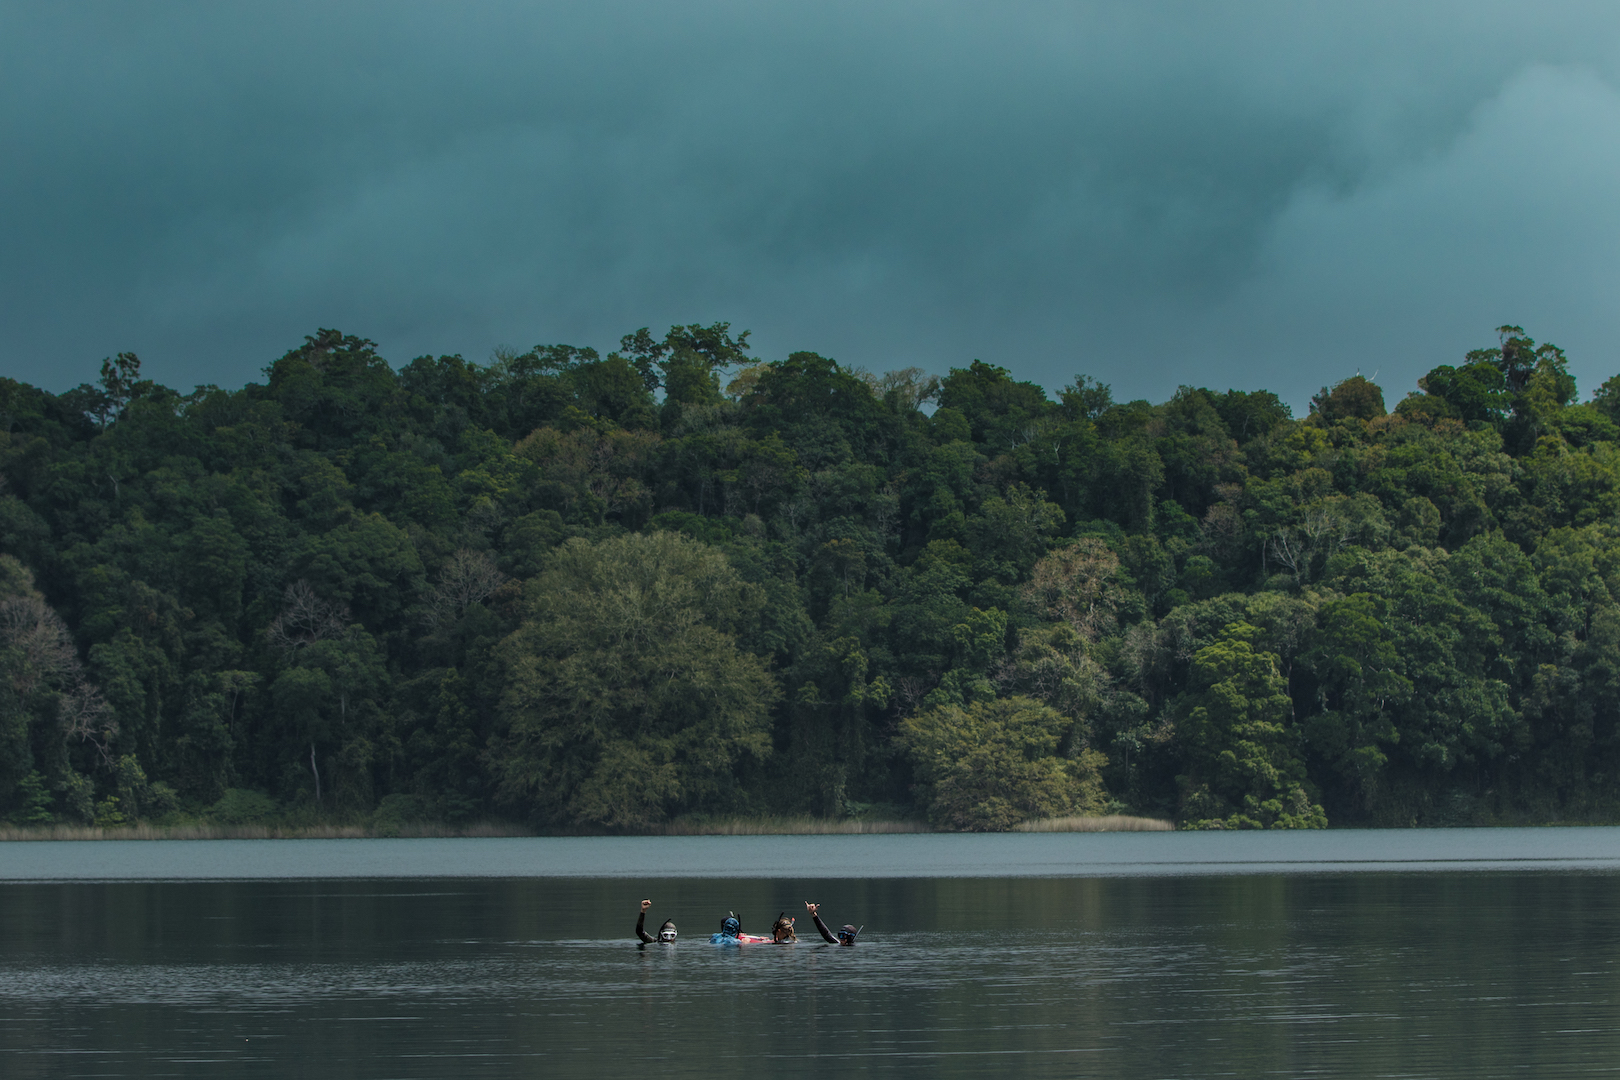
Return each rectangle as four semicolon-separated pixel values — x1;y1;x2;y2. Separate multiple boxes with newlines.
3;830;1620;1077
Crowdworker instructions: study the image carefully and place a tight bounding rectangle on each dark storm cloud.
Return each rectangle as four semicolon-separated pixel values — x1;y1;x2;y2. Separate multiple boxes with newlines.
3;1;1619;407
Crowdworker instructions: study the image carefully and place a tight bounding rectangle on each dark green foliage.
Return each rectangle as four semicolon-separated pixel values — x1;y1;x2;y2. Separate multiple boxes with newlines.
3;322;1620;830
898;695;1104;830
497;531;776;827
1418;361;1509;424
210;788;277;824
1176;623;1325;830
1311;376;1386;423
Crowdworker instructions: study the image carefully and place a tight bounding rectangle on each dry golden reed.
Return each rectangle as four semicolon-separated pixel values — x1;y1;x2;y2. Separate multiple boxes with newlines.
0;821;531;842
655;816;930;835
1013;814;1174;832
0;815;1172;840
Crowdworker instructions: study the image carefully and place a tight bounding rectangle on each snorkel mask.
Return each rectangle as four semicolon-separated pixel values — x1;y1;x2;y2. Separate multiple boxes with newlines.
772;913;796;941
657;921;677;943
837;924;860;945
720;915;741;937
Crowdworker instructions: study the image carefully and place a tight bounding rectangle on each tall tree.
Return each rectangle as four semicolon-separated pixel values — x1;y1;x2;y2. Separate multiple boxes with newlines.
495;531;777;827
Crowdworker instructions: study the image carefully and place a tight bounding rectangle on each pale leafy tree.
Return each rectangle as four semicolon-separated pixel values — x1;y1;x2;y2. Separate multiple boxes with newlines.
496;531;777;828
723;362;770;400
0;556;115;812
1023;538;1129;641
0;592;80;698
852;366;941;412
0;564;116;762
998;623;1109;730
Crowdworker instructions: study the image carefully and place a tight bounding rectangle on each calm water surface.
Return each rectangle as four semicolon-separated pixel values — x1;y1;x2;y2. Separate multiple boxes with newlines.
3;831;1619;1077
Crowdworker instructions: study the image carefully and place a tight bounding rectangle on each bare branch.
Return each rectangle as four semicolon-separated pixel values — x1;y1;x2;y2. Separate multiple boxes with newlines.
267;580;349;651
425;549;508;628
1267;529;1307;577
59;678;118;768
874;367;941;411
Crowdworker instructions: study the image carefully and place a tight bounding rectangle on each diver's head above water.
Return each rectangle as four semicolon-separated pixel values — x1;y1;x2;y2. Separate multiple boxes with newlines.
719;913;741;938
837;924;859;946
638;898;678;944
772;912;797;942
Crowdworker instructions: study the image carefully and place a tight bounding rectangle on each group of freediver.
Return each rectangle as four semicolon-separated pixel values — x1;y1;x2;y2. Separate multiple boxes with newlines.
636;899;861;946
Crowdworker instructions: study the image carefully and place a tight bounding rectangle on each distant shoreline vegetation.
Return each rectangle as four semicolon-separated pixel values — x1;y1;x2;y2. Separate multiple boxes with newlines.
0;812;1171;841
3;323;1619;834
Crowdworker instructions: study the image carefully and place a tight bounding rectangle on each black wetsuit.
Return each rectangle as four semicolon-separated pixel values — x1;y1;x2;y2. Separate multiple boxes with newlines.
636;910;670;943
811;913;850;945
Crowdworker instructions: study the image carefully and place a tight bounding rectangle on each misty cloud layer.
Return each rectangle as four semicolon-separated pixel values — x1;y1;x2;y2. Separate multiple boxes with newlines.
3;1;1618;407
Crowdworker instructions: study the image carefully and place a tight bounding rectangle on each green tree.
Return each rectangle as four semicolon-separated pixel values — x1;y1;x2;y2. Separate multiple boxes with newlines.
1417;361;1509;424
1311;375;1387;422
10;319;1620;831
898;695;1101;830
495;531;778;827
1176;623;1325;829
936;360;1053;456
1300;593;1410;809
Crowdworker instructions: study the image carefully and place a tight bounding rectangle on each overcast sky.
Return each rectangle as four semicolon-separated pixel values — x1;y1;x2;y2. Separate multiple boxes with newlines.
3;1;1618;409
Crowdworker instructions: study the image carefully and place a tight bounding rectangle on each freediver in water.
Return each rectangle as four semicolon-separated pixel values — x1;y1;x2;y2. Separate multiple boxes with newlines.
770;912;798;942
636;898;678;944
710;911;779;944
804;902;860;946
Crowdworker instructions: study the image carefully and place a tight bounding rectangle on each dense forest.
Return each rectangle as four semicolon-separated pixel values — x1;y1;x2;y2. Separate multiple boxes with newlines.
2;323;1619;831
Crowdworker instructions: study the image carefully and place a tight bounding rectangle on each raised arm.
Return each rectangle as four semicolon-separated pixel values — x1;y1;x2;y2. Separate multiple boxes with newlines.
805;902;839;944
636;899;655;943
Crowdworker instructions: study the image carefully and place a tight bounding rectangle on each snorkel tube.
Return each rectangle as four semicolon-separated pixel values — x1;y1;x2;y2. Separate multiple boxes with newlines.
836;924;861;946
710;911;774;944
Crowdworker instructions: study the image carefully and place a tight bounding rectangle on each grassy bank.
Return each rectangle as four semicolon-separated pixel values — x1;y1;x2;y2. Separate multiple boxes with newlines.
654;816;930;835
0;821;533;841
1014;814;1175;832
0;814;1177;840
661;814;1178;834
0;819;925;840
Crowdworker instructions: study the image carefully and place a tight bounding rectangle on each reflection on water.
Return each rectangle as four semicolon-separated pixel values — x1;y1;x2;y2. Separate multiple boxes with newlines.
3;872;1620;1077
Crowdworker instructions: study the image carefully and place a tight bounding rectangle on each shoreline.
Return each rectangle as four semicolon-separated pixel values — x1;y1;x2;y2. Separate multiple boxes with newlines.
0;813;1174;841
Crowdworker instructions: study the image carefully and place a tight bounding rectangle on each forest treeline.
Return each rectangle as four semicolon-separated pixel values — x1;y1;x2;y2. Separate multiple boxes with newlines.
3;323;1619;831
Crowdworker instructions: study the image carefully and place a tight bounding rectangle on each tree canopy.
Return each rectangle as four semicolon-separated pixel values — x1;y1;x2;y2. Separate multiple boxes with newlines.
3;322;1620;830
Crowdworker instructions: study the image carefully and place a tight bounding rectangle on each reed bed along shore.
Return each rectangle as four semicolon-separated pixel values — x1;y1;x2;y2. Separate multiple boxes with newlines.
655;816;930;835
1014;814;1175;832
0;821;531;842
0;814;1173;840
659;814;1175;834
0;819;923;841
